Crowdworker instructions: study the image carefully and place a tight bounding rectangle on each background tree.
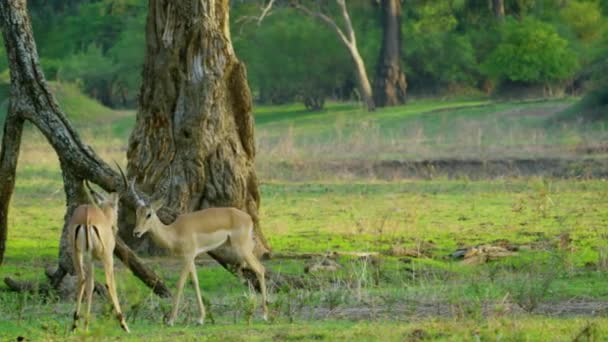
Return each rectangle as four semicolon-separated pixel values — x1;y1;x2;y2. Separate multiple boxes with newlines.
373;0;407;107
493;0;505;20
482;18;578;96
1;0;607;116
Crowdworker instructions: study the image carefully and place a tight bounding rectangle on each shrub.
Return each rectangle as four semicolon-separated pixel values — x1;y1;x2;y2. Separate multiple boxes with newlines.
483;18;578;86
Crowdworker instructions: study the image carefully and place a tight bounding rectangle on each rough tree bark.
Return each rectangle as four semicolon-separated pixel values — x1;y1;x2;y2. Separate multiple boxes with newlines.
121;1;271;267
373;0;407;107
0;111;24;265
293;0;375;111
0;0;171;298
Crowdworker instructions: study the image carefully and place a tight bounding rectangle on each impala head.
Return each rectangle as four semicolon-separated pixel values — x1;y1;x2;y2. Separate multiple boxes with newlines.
84;180;120;226
121;174;163;238
133;197;164;238
121;166;171;239
99;191;120;225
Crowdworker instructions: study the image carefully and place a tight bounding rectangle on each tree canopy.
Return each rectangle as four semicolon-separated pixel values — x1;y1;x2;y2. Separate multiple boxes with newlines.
0;0;606;111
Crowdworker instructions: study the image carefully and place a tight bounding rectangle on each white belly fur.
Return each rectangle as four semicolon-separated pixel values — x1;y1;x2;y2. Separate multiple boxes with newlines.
195;230;230;255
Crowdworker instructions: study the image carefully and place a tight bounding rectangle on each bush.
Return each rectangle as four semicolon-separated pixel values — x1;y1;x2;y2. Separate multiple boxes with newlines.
560;0;605;44
483;18;578;86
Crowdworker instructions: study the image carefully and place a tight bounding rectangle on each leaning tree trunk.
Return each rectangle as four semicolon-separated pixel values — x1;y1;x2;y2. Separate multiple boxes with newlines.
350;45;376;111
0;112;23;265
122;1;270;264
0;0;170;298
373;0;407;107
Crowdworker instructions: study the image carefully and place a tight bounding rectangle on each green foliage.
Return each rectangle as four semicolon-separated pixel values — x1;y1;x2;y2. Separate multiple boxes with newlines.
234;9;352;110
404;28;478;92
560;0;605;44
58;44;116;90
18;0;147;108
1;0;606;111
483;18;578;84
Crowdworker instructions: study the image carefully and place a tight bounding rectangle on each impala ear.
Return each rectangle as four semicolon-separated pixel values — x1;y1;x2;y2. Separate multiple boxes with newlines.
151;198;164;211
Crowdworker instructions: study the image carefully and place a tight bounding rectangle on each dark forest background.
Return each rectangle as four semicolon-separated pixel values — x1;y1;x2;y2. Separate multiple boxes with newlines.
0;0;606;116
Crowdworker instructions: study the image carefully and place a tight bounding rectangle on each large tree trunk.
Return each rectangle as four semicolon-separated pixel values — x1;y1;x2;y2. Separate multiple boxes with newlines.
122;1;270;264
373;0;407;107
0;0;171;298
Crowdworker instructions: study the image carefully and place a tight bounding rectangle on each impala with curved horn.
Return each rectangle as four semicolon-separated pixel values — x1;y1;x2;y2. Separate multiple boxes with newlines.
68;164;130;333
125;169;268;326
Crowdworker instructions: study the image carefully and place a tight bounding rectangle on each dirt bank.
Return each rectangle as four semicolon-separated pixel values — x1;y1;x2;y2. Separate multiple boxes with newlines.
262;158;608;181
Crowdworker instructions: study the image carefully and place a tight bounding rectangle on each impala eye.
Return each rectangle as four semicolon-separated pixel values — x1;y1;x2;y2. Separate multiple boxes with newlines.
146;213;151;219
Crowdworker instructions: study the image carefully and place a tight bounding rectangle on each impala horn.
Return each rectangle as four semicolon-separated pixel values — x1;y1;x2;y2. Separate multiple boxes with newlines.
114;161;146;207
84;180;105;205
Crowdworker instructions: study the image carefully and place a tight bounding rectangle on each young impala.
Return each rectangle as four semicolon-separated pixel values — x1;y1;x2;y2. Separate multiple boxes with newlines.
127;177;268;326
68;180;129;332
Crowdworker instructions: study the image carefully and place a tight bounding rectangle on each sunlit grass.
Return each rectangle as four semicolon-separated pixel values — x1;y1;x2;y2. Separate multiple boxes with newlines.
1;96;608;340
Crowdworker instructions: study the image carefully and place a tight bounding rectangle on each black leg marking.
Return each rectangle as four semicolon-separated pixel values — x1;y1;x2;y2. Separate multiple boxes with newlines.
74;225;82;245
91;225;102;243
84;225;89;250
71;311;80;331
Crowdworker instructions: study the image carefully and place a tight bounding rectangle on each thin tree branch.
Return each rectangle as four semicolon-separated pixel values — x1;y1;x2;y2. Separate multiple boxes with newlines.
291;1;351;48
257;0;277;25
336;0;356;44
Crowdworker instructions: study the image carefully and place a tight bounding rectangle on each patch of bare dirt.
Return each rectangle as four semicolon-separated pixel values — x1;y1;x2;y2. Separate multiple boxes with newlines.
305;299;608;321
495;103;570;118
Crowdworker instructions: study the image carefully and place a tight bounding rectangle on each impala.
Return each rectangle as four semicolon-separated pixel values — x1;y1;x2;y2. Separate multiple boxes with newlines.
127;178;268;326
68;179;129;333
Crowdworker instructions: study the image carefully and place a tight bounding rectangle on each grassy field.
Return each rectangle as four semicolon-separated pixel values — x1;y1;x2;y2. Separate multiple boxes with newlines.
1;90;608;340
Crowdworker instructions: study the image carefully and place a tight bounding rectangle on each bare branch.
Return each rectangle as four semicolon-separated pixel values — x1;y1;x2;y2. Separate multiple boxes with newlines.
257;0;277;25
291;1;351;47
336;0;356;44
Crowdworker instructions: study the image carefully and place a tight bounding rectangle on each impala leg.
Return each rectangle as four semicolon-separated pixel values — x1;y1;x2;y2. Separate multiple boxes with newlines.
189;262;206;325
103;253;130;333
72;252;86;332
83;262;95;331
243;251;268;321
168;261;191;326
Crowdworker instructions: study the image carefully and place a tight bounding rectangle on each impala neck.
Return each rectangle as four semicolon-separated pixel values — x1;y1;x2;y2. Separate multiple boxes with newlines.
148;215;177;251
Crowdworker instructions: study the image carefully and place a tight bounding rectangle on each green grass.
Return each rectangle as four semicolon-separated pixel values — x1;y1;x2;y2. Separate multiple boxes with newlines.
2;94;608;339
1;316;607;341
4;85;604;162
0;80;115;124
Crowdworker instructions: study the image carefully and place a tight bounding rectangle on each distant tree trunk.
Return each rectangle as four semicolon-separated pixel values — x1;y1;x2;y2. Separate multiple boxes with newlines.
373;0;407;107
493;0;505;20
122;0;270;265
0;0;170;298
